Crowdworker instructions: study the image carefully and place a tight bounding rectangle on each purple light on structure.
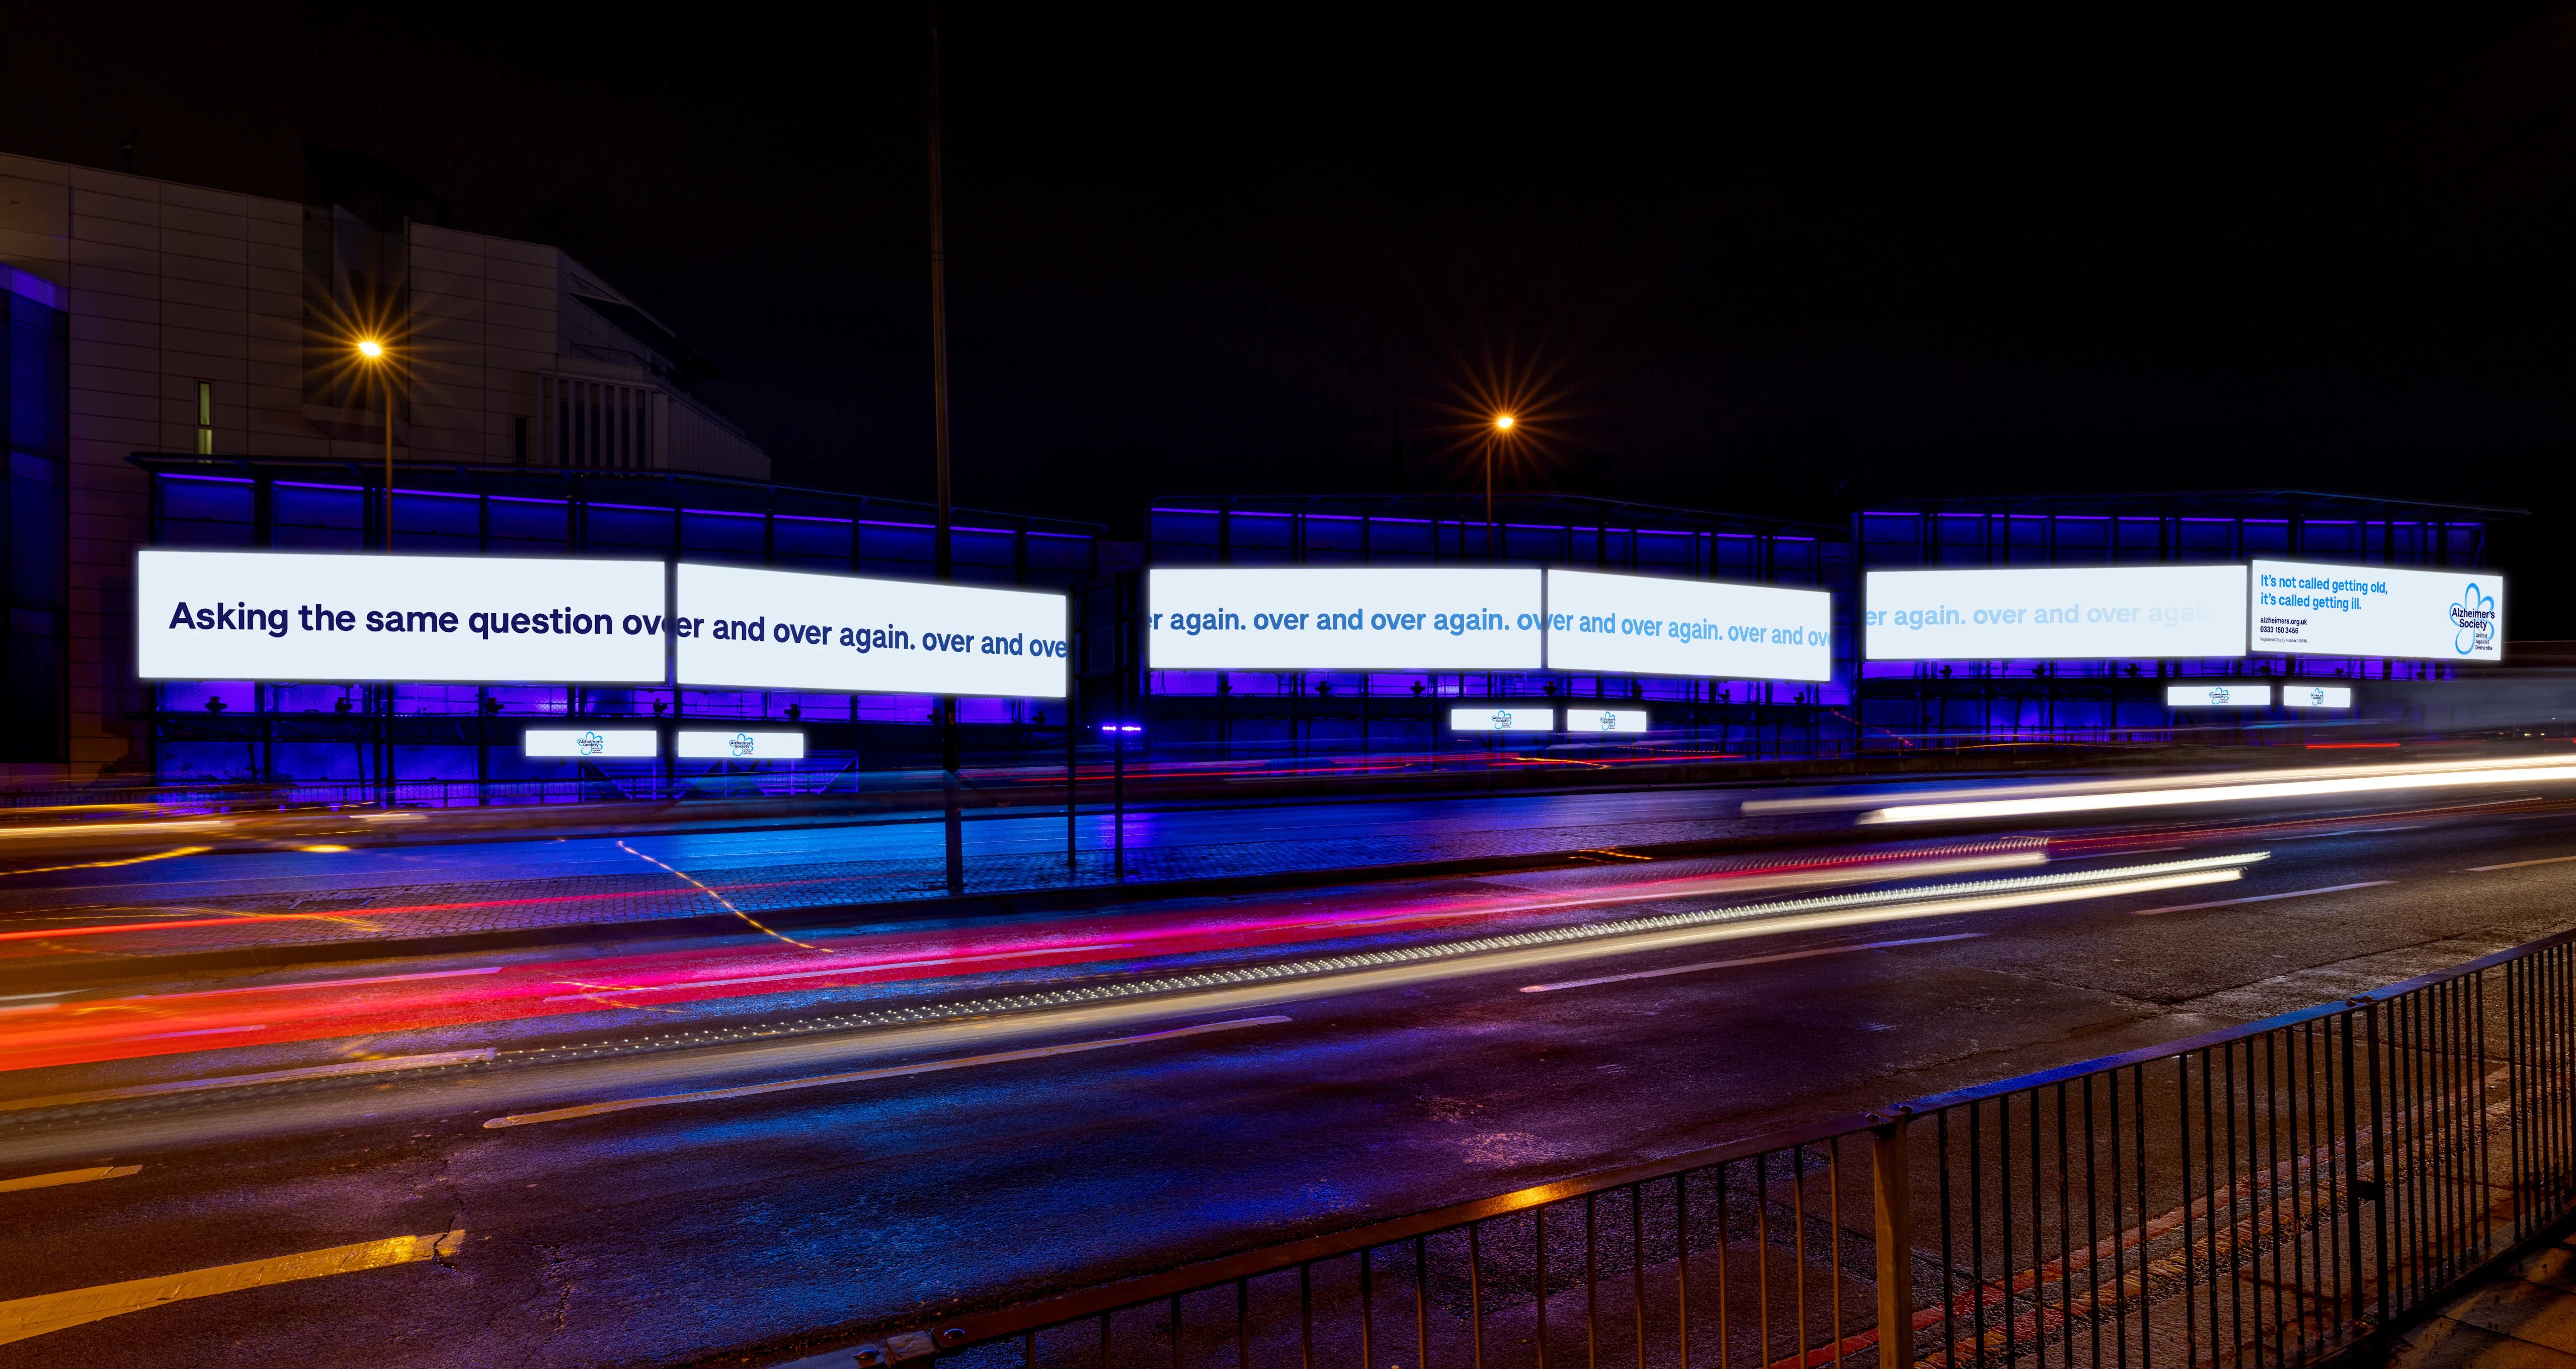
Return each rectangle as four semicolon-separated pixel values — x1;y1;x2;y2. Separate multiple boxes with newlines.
164;473;253;485
1150;508;1221;516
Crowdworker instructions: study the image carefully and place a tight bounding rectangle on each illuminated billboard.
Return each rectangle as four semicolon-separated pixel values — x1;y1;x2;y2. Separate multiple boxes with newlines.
677;729;807;760
137;549;667;683
1563;707;1650;734
2251;560;2504;663
2164;683;2271;707
1544;570;1830;681
1865;566;2247;661
1148;568;1544;671
675;563;1067;698
2282;684;2354;709
524;728;659;758
1449;705;1554;732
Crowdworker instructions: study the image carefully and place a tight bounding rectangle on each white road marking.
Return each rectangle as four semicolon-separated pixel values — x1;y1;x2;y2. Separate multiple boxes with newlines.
484;1015;1292;1129
1520;932;1986;993
2131;880;2393;916
0;1164;139;1193
0;1049;497;1113
2466;854;2576;871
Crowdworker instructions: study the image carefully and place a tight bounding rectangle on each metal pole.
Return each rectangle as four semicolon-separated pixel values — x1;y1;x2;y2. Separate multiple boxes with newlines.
1484;436;1493;560
1872;1114;1916;1369
928;5;963;897
1112;726;1124;881
1066;597;1078;870
382;366;394;549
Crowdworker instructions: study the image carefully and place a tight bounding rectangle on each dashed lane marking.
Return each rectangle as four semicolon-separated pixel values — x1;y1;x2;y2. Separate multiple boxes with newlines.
2132;880;2393;916
0;1228;463;1345
483;1015;1292;1129
1520;932;1986;993
0;1164;139;1193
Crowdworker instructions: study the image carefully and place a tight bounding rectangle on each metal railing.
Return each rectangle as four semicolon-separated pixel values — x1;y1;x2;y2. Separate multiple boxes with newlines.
864;929;2576;1368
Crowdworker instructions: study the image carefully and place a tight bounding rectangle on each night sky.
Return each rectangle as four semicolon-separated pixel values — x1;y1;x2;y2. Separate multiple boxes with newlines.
9;6;2575;624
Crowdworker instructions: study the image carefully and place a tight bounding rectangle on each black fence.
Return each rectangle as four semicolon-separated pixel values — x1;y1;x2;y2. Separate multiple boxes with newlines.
861;929;2576;1368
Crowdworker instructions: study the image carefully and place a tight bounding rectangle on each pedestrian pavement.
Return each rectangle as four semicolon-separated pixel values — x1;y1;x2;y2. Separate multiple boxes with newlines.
2391;1233;2576;1369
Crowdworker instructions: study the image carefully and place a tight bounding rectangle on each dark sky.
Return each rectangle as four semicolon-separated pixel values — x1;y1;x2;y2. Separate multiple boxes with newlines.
10;5;2576;615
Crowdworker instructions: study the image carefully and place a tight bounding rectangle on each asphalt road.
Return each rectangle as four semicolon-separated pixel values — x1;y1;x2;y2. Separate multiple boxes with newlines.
5;791;2576;1366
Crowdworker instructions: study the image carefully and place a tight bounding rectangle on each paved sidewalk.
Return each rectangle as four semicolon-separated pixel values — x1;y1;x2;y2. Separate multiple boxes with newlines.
2392;1234;2576;1369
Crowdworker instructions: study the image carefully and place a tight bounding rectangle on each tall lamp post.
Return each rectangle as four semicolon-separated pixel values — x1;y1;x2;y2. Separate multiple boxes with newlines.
354;337;393;808
1487;413;1514;560
356;338;391;549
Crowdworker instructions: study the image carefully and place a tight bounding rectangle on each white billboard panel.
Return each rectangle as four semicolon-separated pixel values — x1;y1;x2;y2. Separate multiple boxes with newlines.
677;729;807;760
1545;570;1831;681
675;563;1067;698
1449;705;1555;732
1563;707;1650;734
137;549;667;683
2283;684;2355;709
1865;566;2247;661
2164;683;2271;707
2251;560;2504;663
523;728;659;759
1149;568;1543;671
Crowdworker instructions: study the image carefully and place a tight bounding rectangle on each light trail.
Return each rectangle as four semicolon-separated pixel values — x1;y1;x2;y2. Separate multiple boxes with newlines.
1742;753;2576;819
0;844;2193;1077
1848;760;2576;825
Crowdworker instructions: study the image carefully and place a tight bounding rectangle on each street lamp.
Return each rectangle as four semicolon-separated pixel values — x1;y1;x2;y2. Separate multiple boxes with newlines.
355;339;390;548
1487;414;1515;559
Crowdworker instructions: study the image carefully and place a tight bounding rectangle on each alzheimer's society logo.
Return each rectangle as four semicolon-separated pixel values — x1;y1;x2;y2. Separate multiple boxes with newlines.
2449;583;2498;655
576;731;605;757
729;732;757;757
2206;686;2232;705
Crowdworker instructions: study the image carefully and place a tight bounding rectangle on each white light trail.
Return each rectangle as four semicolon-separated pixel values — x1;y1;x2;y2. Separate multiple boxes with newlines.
1743;753;2576;818
1858;761;2576;825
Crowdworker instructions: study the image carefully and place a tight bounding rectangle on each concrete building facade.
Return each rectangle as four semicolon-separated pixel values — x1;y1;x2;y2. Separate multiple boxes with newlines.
0;149;770;775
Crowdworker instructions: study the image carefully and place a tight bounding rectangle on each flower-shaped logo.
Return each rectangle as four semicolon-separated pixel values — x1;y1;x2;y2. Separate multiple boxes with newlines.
2449;583;2497;655
729;732;757;756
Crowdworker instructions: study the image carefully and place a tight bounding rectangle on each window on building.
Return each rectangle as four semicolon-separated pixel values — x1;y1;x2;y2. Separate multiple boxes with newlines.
196;381;213;454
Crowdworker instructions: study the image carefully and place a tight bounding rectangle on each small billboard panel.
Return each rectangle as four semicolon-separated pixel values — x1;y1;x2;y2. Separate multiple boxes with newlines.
1149;568;1544;671
676;563;1067;698
1544;570;1830;681
1562;708;1650;734
1865;566;2247;661
676;729;807;760
2164;683;2271;707
2251;560;2504;663
137;549;667;683
1448;705;1555;732
523;728;659;759
2282;684;2355;709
